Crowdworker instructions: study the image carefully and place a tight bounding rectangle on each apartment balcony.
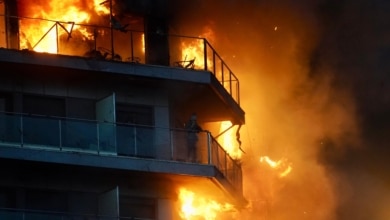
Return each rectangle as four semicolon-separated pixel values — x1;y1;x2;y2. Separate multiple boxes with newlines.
0;207;147;220
0;15;242;122
0;112;244;203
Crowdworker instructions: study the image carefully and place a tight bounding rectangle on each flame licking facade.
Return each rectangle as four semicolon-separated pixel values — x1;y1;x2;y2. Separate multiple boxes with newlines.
0;0;246;219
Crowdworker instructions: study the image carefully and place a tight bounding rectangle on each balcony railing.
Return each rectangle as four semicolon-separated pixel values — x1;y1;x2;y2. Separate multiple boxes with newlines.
0;207;152;220
0;14;240;105
0;112;242;193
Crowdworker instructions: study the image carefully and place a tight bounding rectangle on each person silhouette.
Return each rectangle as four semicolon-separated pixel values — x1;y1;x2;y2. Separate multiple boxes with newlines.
185;113;203;162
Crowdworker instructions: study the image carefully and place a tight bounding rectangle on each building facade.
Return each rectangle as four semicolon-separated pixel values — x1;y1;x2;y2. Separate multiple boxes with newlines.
0;0;246;219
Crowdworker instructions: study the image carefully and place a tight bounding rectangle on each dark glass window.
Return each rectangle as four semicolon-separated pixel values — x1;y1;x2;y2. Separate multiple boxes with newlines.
0;92;13;112
25;189;68;212
116;104;154;126
66;97;96;120
23;94;65;117
0;187;17;209
116;104;155;157
119;196;156;219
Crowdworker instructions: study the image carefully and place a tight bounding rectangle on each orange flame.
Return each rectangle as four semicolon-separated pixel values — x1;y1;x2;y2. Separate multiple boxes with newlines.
178;187;236;220
19;0;110;53
259;156;292;177
93;0;110;15
179;27;214;69
218;121;242;159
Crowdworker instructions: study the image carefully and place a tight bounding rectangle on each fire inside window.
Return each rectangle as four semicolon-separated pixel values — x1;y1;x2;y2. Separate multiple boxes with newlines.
11;0;145;62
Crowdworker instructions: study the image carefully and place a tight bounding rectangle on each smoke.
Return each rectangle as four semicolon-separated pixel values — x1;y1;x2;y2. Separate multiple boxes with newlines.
13;0;389;218
171;0;390;219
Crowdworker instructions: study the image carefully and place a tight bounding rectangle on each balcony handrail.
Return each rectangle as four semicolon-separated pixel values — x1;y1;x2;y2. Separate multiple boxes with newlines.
0;13;240;105
203;39;240;104
0;111;242;192
0;207;152;220
0;110;237;159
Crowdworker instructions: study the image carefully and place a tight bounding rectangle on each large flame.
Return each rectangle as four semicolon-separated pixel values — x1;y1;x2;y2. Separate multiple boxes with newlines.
260;156;292;178
178;187;236;220
19;0;110;53
179;26;214;69
93;0;110;15
218;121;242;159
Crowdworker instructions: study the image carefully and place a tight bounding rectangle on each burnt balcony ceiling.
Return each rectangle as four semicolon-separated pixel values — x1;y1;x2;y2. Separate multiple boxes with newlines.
0;48;245;124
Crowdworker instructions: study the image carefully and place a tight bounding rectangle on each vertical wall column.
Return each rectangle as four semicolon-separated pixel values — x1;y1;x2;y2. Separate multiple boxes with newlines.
144;16;170;66
4;0;19;49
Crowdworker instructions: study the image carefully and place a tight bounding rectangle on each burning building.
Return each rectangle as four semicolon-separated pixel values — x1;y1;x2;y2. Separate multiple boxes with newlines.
0;0;247;219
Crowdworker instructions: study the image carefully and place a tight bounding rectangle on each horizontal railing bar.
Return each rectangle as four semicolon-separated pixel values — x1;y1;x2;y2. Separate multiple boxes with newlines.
0;112;242;191
0;207;153;220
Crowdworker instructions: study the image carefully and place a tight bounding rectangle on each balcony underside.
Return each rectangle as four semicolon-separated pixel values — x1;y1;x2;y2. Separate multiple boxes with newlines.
0;146;247;207
0;48;245;125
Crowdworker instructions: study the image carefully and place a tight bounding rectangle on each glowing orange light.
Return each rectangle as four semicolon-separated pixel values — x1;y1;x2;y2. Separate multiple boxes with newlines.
19;0;110;53
260;156;292;177
142;33;145;53
180;39;204;68
218;121;242;159
179;27;214;69
178;187;235;220
93;0;110;15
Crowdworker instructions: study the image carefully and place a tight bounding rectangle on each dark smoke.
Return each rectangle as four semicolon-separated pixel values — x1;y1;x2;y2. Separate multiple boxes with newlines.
169;0;390;219
313;1;390;219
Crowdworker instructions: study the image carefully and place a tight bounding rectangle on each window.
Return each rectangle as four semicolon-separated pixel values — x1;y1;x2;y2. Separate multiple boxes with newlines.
0;92;13;112
116;103;154;126
116;104;155;157
23;94;65;117
22;95;65;146
25;189;67;212
0;187;17;209
119;196;156;219
66;97;96;120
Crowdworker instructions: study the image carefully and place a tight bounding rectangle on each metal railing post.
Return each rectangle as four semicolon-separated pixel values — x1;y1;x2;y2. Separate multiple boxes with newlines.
133;126;137;155
130;31;134;62
113;123;117;154
20;115;23;147
225;152;228;177
203;38;207;71
170;129;174;160
221;61;224;87
207;131;212;165
56;22;59;54
229;69;232;96
97;123;100;154
212;51;216;75
236;79;240;105
59;120;62;150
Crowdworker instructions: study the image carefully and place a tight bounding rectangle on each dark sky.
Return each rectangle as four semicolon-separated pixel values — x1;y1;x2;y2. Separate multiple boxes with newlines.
169;0;390;219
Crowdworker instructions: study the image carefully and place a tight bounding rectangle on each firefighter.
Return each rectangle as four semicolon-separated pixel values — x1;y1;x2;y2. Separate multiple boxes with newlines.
185;113;203;162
